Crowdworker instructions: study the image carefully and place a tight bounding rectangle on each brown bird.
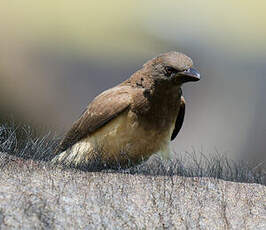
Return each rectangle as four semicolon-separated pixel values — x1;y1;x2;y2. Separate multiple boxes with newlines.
52;51;200;169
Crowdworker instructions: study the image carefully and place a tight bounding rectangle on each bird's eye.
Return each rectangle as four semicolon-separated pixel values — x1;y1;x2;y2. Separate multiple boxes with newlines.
164;66;177;77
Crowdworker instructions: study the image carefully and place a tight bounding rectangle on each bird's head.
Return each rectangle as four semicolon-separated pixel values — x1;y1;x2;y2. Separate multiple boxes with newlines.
143;51;200;85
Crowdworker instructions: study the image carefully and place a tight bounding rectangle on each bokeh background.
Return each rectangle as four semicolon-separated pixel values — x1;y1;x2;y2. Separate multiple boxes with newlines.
0;1;265;169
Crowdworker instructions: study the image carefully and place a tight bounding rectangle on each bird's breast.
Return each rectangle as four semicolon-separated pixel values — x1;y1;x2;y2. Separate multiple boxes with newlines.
74;109;176;164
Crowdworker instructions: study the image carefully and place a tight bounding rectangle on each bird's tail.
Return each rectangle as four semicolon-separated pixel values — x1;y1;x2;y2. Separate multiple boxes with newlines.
51;144;113;170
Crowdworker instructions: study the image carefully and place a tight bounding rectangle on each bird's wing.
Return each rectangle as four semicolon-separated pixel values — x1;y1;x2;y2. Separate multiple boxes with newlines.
56;86;133;153
171;96;186;141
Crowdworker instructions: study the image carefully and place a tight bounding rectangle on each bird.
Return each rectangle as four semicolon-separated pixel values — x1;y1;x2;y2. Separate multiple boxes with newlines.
52;51;200;170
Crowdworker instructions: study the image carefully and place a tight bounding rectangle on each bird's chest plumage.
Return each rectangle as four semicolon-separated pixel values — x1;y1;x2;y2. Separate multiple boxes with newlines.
132;86;181;131
87;108;176;162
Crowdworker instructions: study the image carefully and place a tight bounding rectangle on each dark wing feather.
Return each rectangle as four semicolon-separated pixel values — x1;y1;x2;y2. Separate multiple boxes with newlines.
56;86;132;153
171;96;186;141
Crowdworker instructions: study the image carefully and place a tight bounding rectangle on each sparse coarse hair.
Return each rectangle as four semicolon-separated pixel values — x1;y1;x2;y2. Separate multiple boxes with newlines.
0;122;264;185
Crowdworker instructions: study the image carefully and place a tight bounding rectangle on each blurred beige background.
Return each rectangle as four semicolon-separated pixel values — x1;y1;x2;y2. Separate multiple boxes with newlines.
0;0;265;168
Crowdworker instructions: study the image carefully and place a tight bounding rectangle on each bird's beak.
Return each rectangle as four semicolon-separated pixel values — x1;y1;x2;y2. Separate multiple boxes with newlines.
179;68;200;82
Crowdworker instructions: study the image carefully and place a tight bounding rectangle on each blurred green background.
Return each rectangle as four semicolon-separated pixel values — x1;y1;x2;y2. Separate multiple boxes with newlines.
0;0;265;168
